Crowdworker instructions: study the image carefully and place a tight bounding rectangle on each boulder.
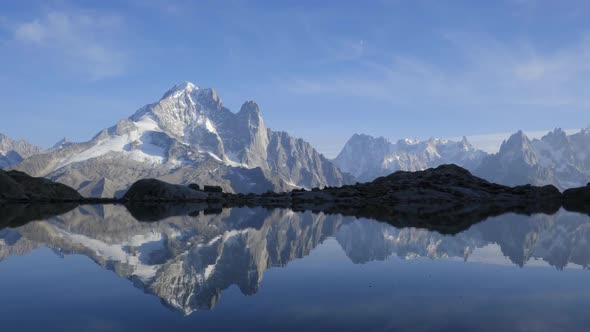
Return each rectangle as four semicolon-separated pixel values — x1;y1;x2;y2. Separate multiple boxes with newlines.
204;185;223;193
0;170;81;202
563;183;590;202
0;170;27;200
123;179;208;201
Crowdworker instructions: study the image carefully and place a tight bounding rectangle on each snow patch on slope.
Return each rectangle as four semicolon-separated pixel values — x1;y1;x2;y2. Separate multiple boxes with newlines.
56;116;167;169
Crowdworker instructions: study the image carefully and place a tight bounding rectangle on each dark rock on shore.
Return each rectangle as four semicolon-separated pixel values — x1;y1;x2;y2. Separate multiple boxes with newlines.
188;183;200;191
123;179;209;202
119;164;565;215
242;165;562;213
563;183;590;201
0;170;81;202
562;183;590;215
218;165;562;234
5;165;590;234
204;185;223;193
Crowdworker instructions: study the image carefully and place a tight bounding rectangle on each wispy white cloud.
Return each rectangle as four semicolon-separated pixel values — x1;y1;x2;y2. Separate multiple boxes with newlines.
286;32;590;111
9;10;128;80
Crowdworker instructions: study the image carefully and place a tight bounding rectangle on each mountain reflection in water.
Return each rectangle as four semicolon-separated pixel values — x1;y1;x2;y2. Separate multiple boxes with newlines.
1;204;590;316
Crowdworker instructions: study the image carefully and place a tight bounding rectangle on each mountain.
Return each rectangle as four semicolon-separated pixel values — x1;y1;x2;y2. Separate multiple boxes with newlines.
15;82;352;197
0;169;82;202
335;127;590;189
475;128;590;189
51;137;72;150
334;133;487;182
0;133;42;168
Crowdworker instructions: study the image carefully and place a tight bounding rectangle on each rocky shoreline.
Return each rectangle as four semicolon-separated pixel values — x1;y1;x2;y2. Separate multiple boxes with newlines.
2;165;590;232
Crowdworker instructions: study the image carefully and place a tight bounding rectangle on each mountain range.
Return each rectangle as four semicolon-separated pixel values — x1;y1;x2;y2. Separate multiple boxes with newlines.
6;82;351;197
1;81;589;194
334;128;590;190
476;128;590;189
333;134;487;182
0;133;42;168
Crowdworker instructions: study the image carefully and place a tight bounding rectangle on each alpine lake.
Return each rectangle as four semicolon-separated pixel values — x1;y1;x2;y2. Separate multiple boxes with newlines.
1;204;590;331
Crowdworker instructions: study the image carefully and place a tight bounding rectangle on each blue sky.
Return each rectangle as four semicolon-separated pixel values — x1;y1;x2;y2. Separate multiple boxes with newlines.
1;0;590;157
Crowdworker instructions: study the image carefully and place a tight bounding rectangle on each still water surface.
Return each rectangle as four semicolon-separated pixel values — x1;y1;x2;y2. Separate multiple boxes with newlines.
1;205;590;331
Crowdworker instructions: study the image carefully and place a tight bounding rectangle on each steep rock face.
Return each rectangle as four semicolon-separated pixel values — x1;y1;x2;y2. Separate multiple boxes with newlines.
15;82;351;197
336;127;590;189
334;134;486;182
0;134;42;168
475;128;590;189
475;131;553;187
0;170;26;200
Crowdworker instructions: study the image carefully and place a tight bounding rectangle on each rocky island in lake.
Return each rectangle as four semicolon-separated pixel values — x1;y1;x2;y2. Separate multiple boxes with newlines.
4;164;589;234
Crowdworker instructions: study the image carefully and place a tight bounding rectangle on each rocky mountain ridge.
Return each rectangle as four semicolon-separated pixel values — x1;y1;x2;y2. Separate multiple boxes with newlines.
11;82;352;197
476;128;590;189
0;134;42;168
334;134;486;182
336;127;590;189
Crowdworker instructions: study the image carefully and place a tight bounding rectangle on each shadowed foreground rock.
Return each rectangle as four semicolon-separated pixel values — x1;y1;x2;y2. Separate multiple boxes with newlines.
562;183;590;215
121;165;564;234
0;170;81;202
1;165;587;234
239;165;562;211
123;179;209;202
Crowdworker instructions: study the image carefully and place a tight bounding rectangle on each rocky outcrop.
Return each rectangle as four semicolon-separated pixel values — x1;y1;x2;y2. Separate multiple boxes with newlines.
243;164;561;209
219;164;562;233
563;183;590;201
562;183;590;214
114;164;566;233
6;164;590;233
123;179;209;202
0;170;81;202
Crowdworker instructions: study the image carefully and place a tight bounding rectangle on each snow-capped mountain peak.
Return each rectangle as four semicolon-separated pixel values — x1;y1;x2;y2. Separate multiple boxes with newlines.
460;136;473;151
52;137;72;149
14;82;351;196
499;130;530;152
496;130;538;166
161;81;200;99
475;126;590;189
541;128;569;149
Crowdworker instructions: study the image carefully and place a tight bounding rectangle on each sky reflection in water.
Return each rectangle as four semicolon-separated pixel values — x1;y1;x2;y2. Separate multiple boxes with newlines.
1;205;590;332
